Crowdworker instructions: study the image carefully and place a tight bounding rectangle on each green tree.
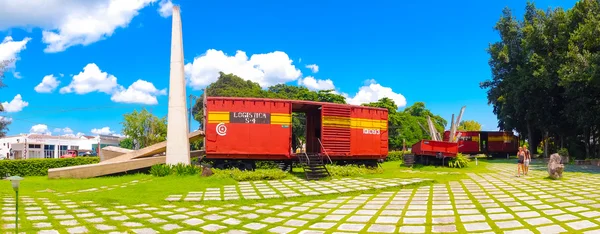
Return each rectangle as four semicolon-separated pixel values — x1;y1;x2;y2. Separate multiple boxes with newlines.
0;59;13;137
119;138;134;149
458;120;482;131
482;0;600;159
121;108;167;149
363;99;447;149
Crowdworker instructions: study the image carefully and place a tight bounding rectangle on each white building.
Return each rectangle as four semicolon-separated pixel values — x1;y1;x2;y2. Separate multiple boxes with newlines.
0;134;123;159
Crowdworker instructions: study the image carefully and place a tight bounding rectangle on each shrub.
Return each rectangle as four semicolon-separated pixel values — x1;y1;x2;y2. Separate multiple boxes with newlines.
326;164;383;177
557;148;569;157
172;163;201;176
448;153;470;168
213;168;288;181
150;164;172;177
150;163;201;177
0;157;99;177
255;161;279;169
386;151;403;162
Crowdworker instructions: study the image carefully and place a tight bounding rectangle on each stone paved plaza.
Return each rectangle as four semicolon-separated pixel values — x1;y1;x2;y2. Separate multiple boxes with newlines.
165;178;431;202
3;162;600;233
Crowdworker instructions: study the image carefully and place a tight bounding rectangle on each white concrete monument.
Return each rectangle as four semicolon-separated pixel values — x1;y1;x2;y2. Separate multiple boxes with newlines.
166;5;190;165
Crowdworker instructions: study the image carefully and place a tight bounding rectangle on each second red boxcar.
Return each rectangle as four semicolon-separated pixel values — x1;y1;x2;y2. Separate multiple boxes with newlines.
443;131;519;156
411;140;459;158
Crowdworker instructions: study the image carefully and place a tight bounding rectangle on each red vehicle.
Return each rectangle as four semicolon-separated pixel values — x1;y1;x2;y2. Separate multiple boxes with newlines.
203;97;388;169
410;140;459;165
60;150;78;158
443;131;519;157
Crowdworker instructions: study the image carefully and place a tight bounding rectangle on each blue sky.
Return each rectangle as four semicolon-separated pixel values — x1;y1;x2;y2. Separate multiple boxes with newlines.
0;0;578;137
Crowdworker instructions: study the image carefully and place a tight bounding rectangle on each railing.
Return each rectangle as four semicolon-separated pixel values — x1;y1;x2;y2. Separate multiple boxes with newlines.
303;152;310;165
317;138;333;164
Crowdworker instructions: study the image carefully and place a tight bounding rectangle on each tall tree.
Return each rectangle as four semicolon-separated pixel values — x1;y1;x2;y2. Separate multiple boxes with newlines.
0;59;13;137
458;120;482;131
121;108;167;149
483;0;600;159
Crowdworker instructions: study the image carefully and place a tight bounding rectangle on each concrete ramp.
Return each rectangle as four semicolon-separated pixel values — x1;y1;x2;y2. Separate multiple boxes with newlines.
100;146;134;161
49;156;166;179
47;130;204;179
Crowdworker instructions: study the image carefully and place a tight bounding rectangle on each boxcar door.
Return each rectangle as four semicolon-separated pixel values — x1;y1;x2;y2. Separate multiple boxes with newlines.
321;105;351;157
479;132;488;154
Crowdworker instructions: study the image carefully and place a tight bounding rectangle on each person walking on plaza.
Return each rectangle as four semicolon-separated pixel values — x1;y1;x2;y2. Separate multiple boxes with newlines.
516;146;524;177
523;145;531;175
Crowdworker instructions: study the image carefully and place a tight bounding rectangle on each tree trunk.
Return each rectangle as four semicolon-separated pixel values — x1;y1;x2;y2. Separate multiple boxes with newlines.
527;121;538;156
584;127;590;159
544;131;549;158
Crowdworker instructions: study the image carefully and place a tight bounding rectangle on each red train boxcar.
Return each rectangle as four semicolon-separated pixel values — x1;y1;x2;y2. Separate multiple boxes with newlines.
443;131;519;157
204;97;388;169
411;140;459;158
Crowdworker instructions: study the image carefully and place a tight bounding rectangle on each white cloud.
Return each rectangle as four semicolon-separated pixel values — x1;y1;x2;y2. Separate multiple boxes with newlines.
0;116;12;123
0;0;163;53
35;74;61;93
157;0;173;17
12;71;22;79
59;63;118;94
0;36;31;70
59;63;166;104
306;64;319;73
1;94;29;113
184;49;302;89
345;79;407;107
111;79;167;105
91;126;115;135
30;124;51;135
298;76;335;91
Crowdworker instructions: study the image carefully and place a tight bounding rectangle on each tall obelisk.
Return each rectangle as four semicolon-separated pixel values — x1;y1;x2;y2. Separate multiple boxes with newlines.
166;5;190;165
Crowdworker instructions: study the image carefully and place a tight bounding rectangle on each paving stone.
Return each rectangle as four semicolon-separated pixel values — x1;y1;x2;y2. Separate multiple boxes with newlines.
148;218;167;224
488;213;514;220
201;224;226;232
526;217;553;226
337;223;366;232
123;222;144;227
504;229;535;234
464;222;492;232
268;226;296;234
461;214;486;222
162;224;183;231
536;225;567;234
285;219;309;227
554;214;579;222
495;219;526;230
243;222;267;230
375;216;399;224
367;224;396;233
96;224;116;231
223;218;242;225
567;220;597;230
34;222;53;228
132;228;158;234
399;226;426;233
66;226;88;234
38;230;60;234
432;225;457;233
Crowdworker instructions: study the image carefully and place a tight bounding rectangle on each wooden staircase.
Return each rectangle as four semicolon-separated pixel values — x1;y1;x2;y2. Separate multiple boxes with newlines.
298;153;331;180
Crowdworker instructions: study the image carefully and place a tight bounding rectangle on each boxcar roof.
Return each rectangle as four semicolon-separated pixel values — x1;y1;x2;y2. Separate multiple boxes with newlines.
206;96;388;112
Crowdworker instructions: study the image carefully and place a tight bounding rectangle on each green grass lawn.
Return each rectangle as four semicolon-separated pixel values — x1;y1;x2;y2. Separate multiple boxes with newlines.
0;159;494;207
1;159;599;233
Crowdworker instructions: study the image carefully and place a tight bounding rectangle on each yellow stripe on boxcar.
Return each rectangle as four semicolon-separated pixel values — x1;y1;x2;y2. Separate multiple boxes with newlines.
271;113;291;125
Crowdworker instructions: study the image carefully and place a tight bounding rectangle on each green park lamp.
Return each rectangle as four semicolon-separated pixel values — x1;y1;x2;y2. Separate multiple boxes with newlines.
6;176;23;233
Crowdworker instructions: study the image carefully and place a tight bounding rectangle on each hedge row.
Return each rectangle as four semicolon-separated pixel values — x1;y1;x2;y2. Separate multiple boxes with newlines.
0;157;100;177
